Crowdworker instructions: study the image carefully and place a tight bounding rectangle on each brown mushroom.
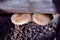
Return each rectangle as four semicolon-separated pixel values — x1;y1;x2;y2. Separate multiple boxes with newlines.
33;14;51;26
11;13;31;25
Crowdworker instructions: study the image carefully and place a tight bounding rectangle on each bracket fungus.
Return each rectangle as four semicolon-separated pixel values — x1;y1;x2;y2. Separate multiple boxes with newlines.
11;13;31;25
11;13;59;27
32;14;51;26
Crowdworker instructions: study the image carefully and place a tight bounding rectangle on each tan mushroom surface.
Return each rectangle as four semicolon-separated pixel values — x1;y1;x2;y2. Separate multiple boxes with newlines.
33;14;51;26
11;14;31;25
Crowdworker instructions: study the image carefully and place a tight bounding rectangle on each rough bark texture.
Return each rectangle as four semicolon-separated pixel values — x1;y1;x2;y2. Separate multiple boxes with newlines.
0;0;56;13
0;13;59;40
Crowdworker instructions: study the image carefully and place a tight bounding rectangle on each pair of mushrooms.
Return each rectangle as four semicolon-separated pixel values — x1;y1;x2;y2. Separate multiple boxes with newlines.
11;14;53;26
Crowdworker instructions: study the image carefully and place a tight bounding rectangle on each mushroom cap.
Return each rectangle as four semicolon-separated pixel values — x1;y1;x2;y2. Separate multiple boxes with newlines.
33;14;51;26
11;14;31;25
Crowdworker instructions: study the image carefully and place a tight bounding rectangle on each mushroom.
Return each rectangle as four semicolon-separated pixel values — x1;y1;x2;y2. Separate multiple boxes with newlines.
11;13;31;35
11;13;31;25
32;14;51;26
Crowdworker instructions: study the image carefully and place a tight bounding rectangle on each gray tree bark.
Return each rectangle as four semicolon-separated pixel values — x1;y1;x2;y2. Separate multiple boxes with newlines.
0;0;56;13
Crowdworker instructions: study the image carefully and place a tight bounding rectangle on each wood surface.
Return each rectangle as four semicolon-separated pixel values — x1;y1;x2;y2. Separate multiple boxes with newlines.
0;0;56;13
